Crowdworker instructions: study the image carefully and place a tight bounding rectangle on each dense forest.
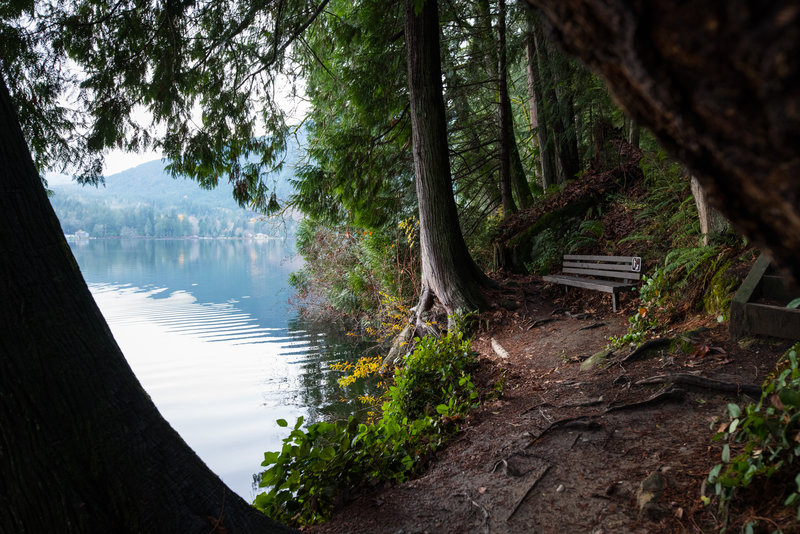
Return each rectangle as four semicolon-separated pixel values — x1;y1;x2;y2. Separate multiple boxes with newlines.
2;0;799;533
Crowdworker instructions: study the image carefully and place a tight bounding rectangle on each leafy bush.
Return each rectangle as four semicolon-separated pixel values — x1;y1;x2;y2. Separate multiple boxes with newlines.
254;328;480;526
706;343;800;528
608;269;666;349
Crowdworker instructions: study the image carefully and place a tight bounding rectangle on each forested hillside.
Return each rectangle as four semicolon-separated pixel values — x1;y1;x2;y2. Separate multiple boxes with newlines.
48;133;303;238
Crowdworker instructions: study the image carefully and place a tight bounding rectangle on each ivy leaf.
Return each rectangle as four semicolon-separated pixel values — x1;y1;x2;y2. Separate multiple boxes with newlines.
276;418;288;427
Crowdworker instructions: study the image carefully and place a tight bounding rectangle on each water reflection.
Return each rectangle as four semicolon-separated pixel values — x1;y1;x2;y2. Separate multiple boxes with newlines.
68;238;375;500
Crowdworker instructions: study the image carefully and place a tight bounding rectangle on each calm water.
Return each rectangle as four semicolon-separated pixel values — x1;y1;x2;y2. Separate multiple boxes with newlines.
68;238;369;500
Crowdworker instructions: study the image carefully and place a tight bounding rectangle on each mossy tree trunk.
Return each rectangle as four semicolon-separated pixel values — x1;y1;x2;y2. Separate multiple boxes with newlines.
0;76;292;534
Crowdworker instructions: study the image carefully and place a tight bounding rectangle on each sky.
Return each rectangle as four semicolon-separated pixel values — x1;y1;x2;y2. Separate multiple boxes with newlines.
104;148;163;176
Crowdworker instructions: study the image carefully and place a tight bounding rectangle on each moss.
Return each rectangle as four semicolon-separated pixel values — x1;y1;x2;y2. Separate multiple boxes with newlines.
702;260;740;316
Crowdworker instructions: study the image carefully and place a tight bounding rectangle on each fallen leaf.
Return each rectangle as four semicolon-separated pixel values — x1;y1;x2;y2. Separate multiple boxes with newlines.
478;487;487;494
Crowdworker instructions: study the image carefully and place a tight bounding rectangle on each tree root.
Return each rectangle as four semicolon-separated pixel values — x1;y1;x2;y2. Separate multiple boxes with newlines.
603;385;686;414
618;337;673;363
525;415;603;448
505;465;551;522
634;373;762;398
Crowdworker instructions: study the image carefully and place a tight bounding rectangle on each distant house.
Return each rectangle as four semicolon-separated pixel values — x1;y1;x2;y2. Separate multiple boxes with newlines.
74;230;90;240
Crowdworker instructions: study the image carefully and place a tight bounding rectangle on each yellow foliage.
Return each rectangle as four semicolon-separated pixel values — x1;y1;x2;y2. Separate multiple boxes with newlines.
335;356;382;388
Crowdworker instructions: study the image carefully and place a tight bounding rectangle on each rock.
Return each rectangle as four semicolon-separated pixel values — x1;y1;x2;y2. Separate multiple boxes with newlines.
636;471;666;520
580;348;613;371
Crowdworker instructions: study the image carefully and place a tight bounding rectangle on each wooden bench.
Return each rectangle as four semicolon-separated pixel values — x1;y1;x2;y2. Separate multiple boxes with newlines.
542;255;642;312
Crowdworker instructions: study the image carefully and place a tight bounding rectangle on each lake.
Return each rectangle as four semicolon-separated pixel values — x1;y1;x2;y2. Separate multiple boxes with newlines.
67;237;369;501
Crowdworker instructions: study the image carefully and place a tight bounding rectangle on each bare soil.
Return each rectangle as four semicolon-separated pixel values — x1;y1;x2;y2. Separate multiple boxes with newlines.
306;276;797;534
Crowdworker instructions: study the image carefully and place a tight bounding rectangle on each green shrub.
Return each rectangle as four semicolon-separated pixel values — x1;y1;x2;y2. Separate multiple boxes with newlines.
254;327;480;526
608;269;666;349
706;343;800;528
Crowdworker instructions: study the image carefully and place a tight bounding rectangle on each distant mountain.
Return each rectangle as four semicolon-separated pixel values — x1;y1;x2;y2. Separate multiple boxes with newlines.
48;133;304;239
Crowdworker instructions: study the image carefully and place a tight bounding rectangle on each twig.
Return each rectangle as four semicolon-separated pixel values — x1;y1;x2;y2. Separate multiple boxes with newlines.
506;465;551;522
568;432;582;450
634;373;762;398
579;322;606;330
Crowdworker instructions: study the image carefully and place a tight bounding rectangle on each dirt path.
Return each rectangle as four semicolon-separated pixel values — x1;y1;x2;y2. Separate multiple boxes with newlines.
307;279;793;533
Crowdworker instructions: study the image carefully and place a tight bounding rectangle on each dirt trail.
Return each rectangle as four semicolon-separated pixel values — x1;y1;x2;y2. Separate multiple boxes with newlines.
307;278;793;533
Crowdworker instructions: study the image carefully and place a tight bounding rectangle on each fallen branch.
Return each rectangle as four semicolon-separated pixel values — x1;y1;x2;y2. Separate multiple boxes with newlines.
491;337;510;359
579;322;606;331
506;465;551;522
634;373;762;398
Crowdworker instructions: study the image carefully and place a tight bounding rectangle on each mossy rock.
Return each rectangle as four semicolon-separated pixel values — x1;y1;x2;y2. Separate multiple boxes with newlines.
580;348;614;371
702;261;740;316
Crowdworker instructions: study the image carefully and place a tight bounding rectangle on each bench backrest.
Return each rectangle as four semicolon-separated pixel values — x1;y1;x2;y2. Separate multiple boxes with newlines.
562;254;642;281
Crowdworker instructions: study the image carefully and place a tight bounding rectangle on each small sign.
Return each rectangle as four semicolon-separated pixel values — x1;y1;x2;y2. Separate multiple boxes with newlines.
631;257;642;272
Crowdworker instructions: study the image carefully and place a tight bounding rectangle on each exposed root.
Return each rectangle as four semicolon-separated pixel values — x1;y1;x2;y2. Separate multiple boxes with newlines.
505;465;552;522
634;373;762;398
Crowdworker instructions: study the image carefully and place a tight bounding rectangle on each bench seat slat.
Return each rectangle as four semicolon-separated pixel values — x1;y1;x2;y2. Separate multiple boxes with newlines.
562;267;642;281
541;274;635;293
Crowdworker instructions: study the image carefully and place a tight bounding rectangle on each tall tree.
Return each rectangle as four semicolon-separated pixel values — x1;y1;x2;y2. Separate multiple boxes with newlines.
404;0;492;321
497;0;533;211
524;9;557;189
0;76;291;533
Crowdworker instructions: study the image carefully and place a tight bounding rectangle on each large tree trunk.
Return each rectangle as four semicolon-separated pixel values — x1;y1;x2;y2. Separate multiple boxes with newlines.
0;78;292;533
525;1;800;285
404;0;490;319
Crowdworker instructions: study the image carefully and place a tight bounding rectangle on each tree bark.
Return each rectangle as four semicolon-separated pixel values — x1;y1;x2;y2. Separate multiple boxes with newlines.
524;0;800;285
0;78;292;533
690;175;728;246
404;0;490;317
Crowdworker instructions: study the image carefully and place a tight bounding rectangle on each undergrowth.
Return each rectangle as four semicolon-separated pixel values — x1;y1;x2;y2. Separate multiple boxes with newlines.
254;323;480;526
706;343;800;532
289;218;420;333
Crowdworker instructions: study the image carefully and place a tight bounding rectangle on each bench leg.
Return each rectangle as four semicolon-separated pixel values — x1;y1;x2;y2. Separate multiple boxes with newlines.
612;292;618;313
